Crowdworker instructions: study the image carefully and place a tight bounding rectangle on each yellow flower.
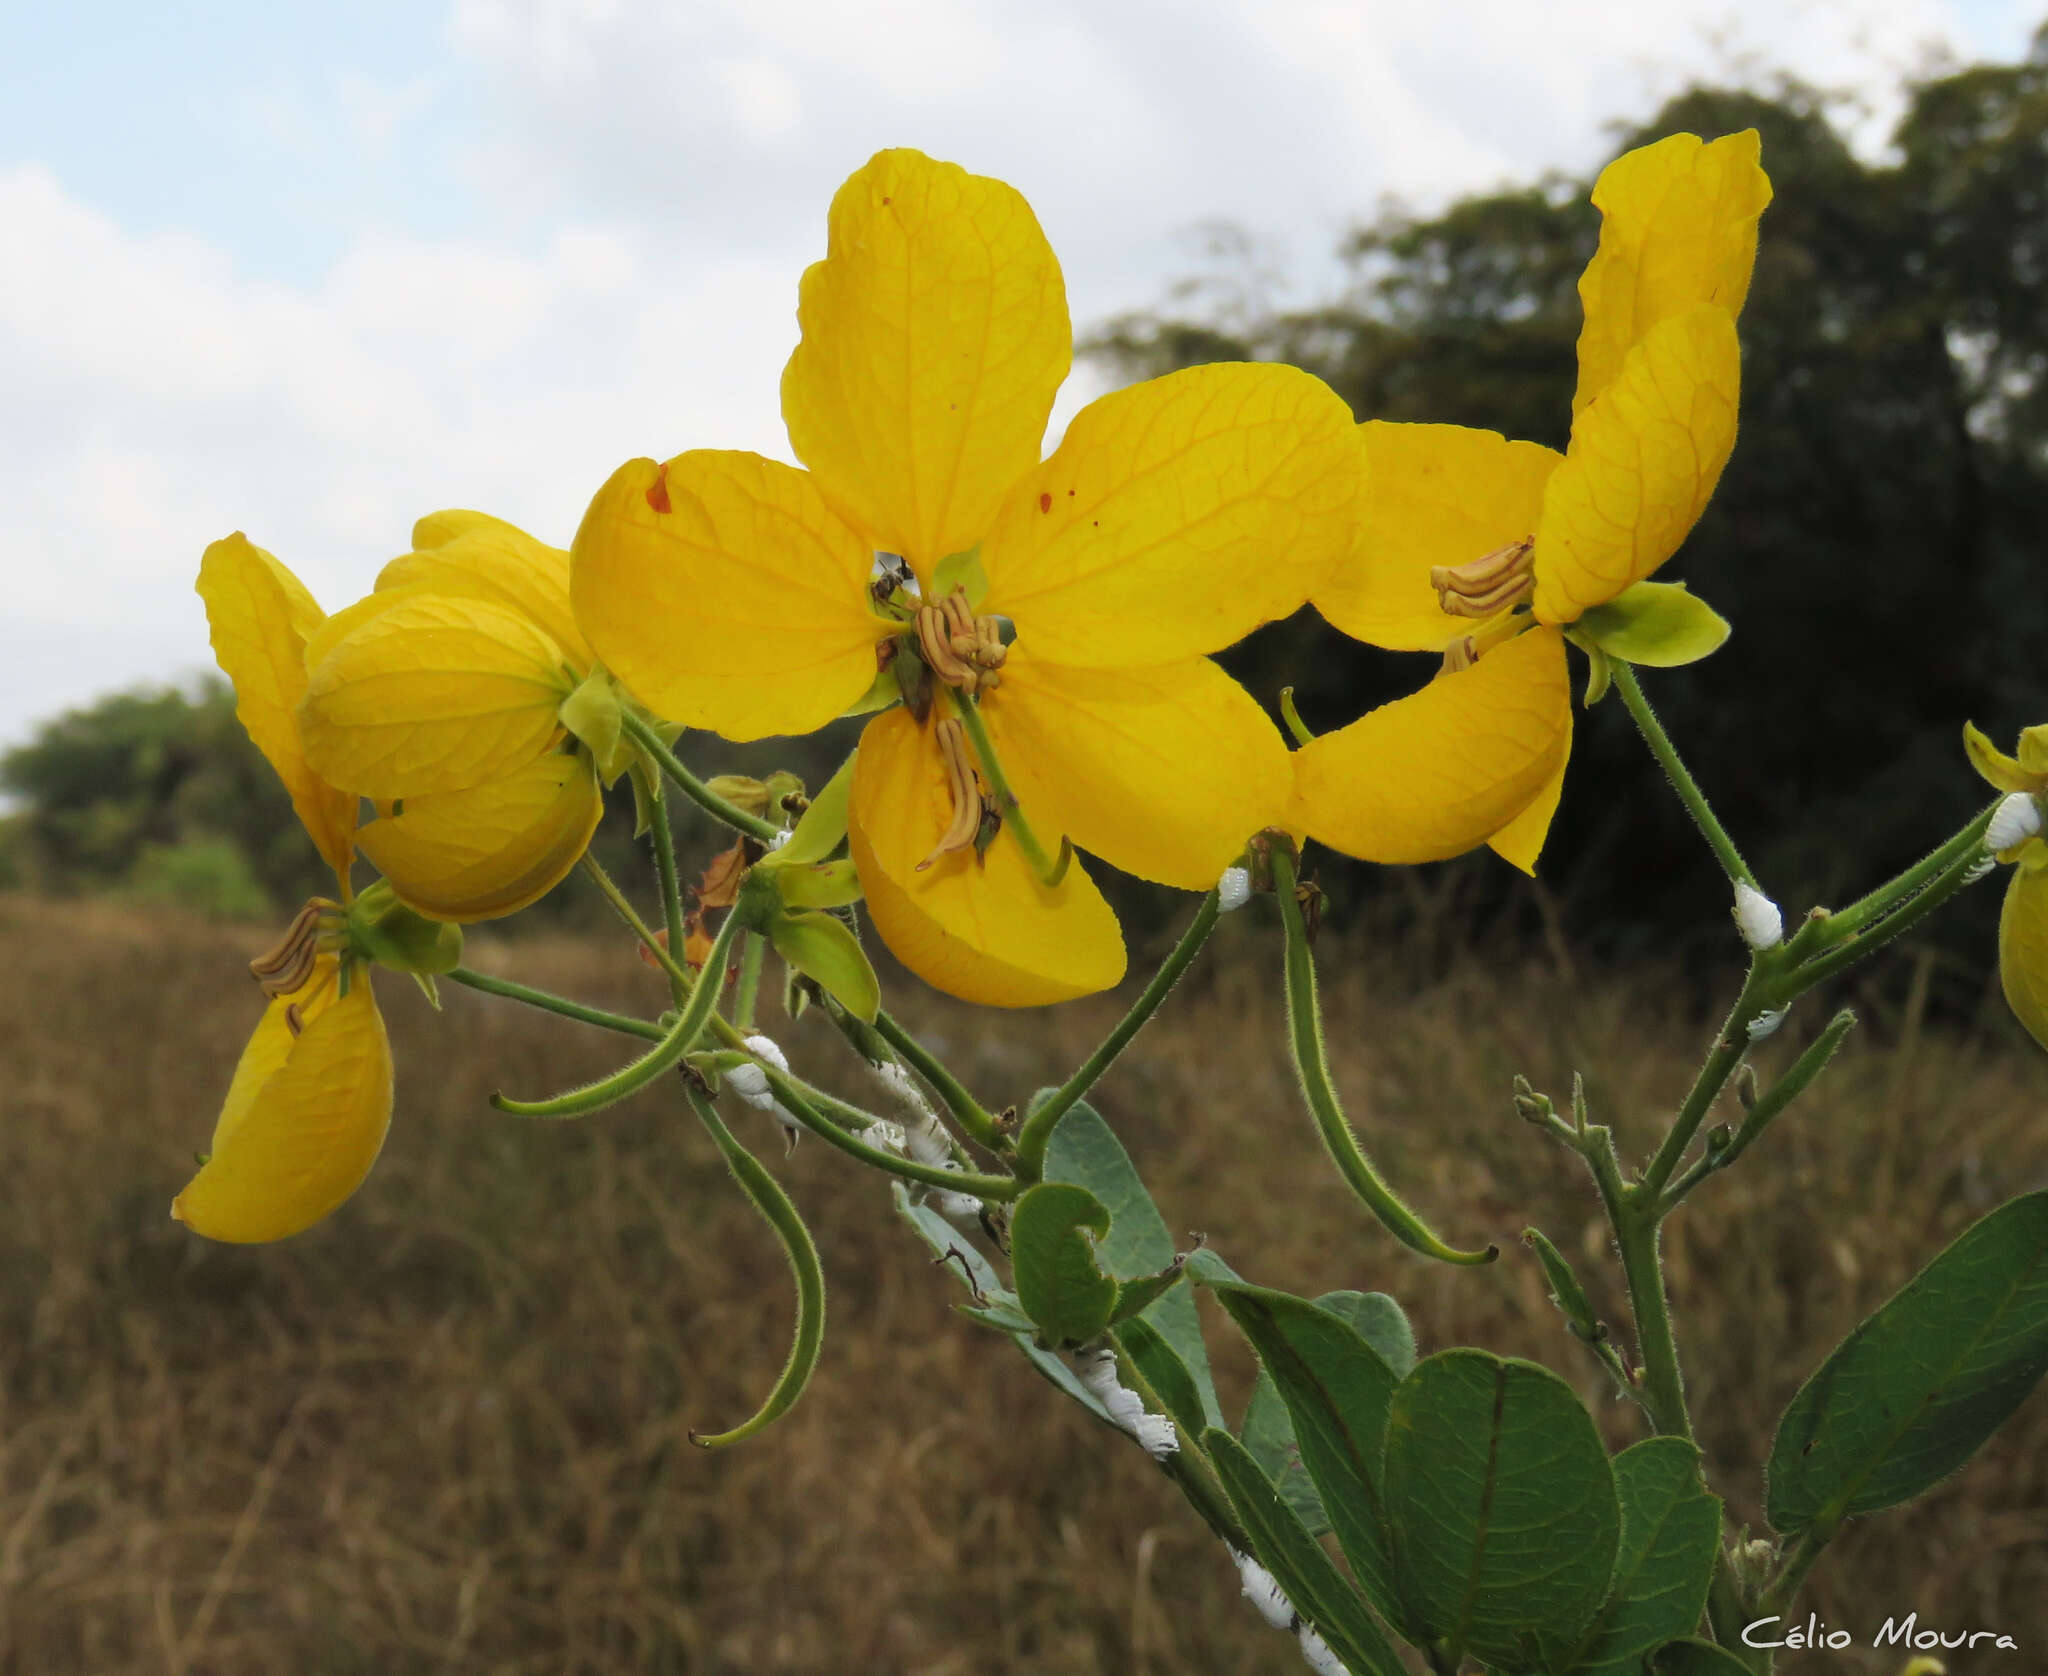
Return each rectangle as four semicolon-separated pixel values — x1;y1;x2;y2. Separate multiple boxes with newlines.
1295;131;1772;871
294;511;605;922
571;148;1364;1007
174;535;394;1243
1965;722;2048;1051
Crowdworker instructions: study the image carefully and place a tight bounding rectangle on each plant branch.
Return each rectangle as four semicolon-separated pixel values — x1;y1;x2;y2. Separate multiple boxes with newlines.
623;712;780;843
444;966;663;1041
1609;659;1756;888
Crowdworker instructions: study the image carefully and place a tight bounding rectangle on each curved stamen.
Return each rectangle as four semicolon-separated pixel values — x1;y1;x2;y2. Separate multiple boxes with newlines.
1431;537;1535;619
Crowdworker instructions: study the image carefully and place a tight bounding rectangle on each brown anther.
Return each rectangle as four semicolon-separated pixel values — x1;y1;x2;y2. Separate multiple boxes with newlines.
250;900;326;998
1430;537;1535;619
918;717;987;871
913;588;1009;698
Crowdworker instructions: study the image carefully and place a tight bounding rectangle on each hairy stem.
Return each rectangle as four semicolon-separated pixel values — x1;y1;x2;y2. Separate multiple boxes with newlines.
444;966;662;1041
1610;659;1756;888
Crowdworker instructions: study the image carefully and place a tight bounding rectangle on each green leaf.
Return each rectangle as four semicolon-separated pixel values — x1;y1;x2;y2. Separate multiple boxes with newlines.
1558;1438;1722;1676
1043;1095;1223;1428
1240;1289;1418;1540
767;908;879;1022
1210;1282;1409;1634
1010;1182;1118;1348
1575;581;1731;668
769;751;855;865
1112;1316;1208;1440
1650;1637;1756;1676
1767;1190;2048;1531
1202;1428;1408;1676
1525;1226;1603;1342
1382;1348;1620;1670
890;1183;1114;1425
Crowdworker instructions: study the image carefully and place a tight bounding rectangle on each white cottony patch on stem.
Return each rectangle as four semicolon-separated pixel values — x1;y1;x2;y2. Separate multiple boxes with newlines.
1746;1006;1788;1041
1296;1625;1351;1676
762;828;792;852
1988;791;2043;853
730;1034;801;1144
1232;1551;1296;1631
1965;854;1998;884
1217;865;1252;913
1074;1346;1177;1460
1732;880;1783;950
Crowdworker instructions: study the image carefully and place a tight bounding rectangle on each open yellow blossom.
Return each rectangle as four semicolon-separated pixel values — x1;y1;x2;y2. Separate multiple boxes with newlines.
572;148;1365;1007
294;512;604;922
1965;722;2048;1051
174;535;394;1243
1296;131;1771;871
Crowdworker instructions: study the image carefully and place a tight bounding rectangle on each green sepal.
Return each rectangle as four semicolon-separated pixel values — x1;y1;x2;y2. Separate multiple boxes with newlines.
410;971;442;1010
1766;1189;2048;1531
762;751;856;867
767;908;879;1022
626;759;661;839
1011;1181;1119;1348
1524;1225;1604;1342
1582;641;1613;706
928;544;990;608
769;859;863;910
345;879;462;976
1574;581;1731;668
841;661;903;719
557;664;639;785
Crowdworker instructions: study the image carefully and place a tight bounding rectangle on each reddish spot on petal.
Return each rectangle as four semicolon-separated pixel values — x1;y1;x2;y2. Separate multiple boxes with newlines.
646;465;672;515
1038;492;1052;513
1067;487;1075;496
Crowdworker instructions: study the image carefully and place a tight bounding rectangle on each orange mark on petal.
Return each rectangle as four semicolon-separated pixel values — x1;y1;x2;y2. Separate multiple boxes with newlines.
645;465;673;516
1038;492;1052;513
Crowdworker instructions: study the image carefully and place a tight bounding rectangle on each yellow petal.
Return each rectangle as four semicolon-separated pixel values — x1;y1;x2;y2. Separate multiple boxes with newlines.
781;148;1070;571
1318;423;1560;651
1486;704;1571;875
570;453;891;740
357;751;603;923
982;362;1367;667
1964;721;2034;794
2001;846;2048;1053
379;511;592;669
1534;306;1740;625
848;708;1124;1006
1293;625;1571;864
1574;130;1772;416
196;534;356;881
981;649;1291;890
300;593;575;798
174;969;393;1243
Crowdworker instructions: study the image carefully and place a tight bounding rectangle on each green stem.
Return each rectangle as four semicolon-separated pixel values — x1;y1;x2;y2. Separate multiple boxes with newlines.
1270;846;1496;1266
444;966;663;1041
733;931;765;1031
1755;1521;1834;1622
1013;889;1223;1178
490;904;750;1118
757;1065;1021;1201
623;711;779;843
682;1089;826;1449
644;772;692;1009
1662;1010;1858;1208
1609;660;1756;888
949;689;1069;885
581;852;697;996
1807;800;1998;948
1638;967;1766;1201
1786;838;1993;994
1613;1192;1693;1444
866;1008;1007;1154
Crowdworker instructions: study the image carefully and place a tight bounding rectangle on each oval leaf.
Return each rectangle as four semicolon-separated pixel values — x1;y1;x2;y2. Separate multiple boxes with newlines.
1558;1437;1722;1676
1574;581;1730;667
1766;1190;2048;1531
1383;1348;1620;1669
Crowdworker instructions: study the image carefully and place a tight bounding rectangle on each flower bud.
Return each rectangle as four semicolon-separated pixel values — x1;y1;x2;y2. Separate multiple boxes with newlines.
1217;865;1252;913
1988;791;2043;854
1732;880;1783;951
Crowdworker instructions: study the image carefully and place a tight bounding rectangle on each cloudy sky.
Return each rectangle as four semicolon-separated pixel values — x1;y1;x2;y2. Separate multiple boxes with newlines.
1;0;2039;753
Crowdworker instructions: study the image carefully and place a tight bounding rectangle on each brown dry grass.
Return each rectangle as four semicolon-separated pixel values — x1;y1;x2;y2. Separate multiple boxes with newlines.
2;892;2045;1675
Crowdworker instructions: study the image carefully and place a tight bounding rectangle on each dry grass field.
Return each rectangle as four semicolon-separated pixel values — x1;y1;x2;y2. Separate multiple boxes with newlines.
3;889;2045;1674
